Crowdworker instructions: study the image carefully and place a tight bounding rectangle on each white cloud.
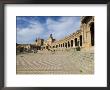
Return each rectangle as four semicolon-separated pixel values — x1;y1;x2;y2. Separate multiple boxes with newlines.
17;20;44;44
17;16;80;44
46;16;80;40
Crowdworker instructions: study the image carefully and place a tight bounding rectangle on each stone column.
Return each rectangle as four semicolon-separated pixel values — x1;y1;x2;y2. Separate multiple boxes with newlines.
82;23;88;48
73;39;75;48
86;24;91;47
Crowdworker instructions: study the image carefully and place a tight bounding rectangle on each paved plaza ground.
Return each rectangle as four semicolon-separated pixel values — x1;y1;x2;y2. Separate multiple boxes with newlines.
16;48;94;74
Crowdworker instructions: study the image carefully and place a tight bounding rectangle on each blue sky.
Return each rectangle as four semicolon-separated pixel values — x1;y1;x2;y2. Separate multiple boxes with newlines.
16;16;81;44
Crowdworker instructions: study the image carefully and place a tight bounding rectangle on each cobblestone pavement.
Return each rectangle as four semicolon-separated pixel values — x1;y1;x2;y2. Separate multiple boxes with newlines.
16;49;94;74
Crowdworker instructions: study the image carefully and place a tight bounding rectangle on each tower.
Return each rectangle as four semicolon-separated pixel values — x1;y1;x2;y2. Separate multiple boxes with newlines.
49;34;53;39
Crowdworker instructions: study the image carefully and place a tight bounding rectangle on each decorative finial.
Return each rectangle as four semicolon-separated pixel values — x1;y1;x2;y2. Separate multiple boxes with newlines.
50;34;52;38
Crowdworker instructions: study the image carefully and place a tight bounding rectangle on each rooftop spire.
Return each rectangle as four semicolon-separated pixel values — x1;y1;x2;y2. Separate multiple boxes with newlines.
50;34;52;38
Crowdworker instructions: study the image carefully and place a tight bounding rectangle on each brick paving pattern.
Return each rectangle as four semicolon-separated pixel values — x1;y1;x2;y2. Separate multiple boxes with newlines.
16;49;94;74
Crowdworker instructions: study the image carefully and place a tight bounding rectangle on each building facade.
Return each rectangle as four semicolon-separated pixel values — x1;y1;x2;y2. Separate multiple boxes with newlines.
16;16;94;52
44;34;55;50
81;16;94;48
45;16;94;50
